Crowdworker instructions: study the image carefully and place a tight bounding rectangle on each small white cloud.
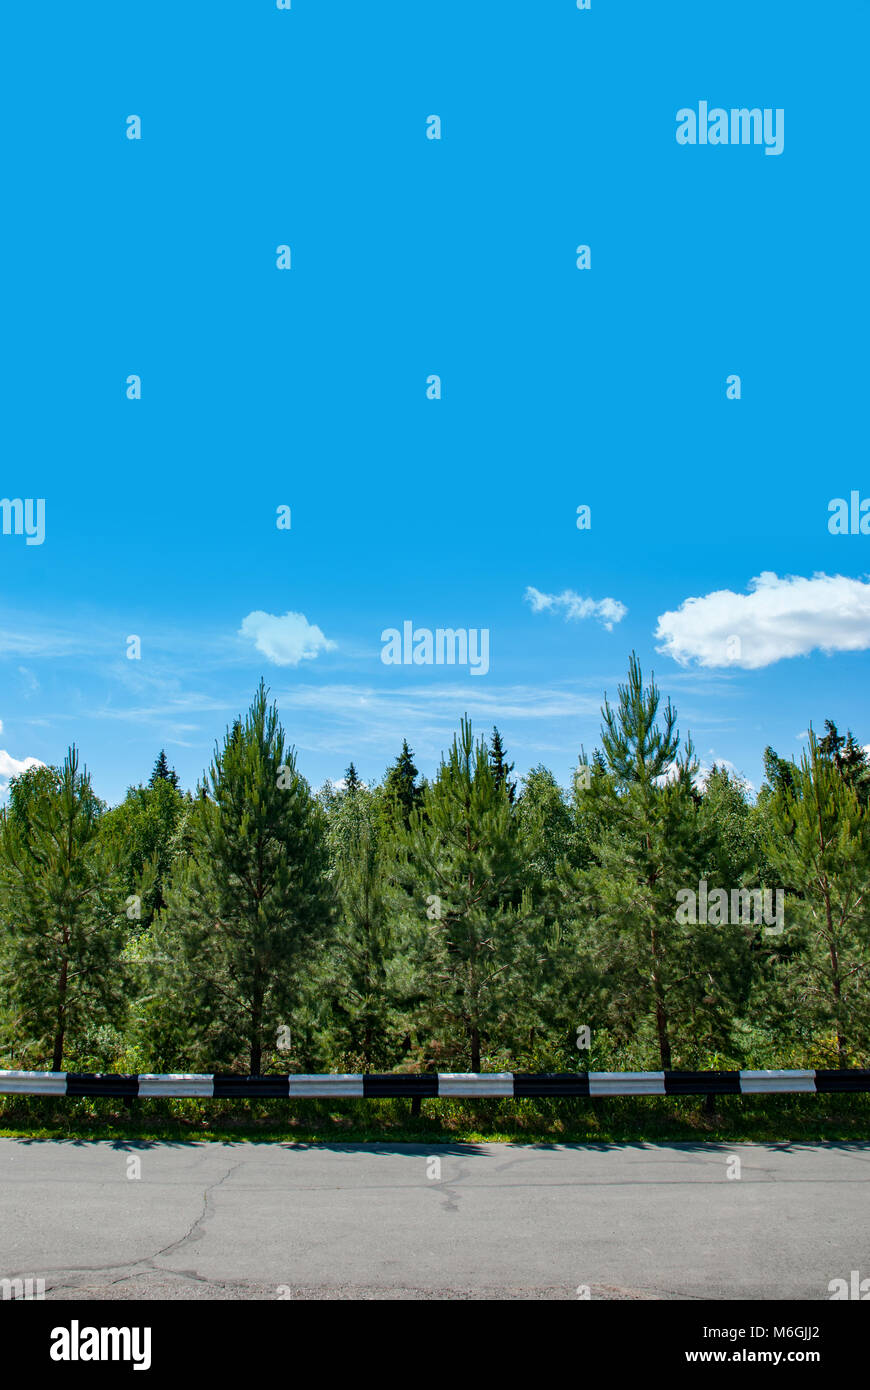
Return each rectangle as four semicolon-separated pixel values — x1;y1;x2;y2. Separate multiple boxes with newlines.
0;749;45;796
239;611;337;667
329;775;370;792
696;757;756;795
524;586;627;631
655;572;870;670
0;750;43;780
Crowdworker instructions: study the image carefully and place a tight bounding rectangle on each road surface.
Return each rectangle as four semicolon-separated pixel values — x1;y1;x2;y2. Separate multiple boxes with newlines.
1;1139;866;1299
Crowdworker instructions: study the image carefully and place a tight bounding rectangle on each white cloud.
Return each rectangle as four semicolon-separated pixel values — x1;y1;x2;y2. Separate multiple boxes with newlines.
0;749;45;796
262;680;605;766
274;681;603;726
695;756;756;795
0;751;43;780
329;775;370;793
524;587;627;631
239;611;337;667
0;625;86;658
655;572;870;670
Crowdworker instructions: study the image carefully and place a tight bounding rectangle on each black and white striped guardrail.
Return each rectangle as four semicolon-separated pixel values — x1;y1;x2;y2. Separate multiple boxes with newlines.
1;1069;868;1097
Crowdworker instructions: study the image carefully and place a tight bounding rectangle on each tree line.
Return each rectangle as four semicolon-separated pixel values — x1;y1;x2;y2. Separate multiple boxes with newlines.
1;655;869;1077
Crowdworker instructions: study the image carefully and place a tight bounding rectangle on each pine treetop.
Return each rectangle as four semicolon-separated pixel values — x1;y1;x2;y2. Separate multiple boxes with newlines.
383;740;421;826
489;726;517;803
149;749;179;790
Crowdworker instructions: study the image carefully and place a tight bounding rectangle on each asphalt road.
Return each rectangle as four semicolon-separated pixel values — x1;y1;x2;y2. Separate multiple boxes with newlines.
1;1139;867;1299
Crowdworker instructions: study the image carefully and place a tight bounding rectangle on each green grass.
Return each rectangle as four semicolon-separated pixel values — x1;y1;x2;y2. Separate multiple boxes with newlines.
1;1092;869;1145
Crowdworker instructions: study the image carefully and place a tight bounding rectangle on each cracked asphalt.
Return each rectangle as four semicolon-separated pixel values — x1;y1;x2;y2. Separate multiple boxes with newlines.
1;1139;867;1299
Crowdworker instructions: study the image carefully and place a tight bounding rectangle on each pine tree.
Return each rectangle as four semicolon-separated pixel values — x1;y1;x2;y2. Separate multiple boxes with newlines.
489;727;516;804
149;750;179;790
765;730;870;1066
563;654;739;1070
0;750;127;1070
382;740;422;828
819;720;870;805
324;784;400;1068
149;682;333;1074
344;763;362;794
400;716;539;1071
599;652;688;789
818;720;847;765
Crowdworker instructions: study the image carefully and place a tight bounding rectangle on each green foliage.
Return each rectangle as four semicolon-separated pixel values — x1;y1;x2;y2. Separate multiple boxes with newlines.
343;762;363;794
397;716;546;1070
2;670;869;1086
99;776;192;926
600;650;690;789
762;730;870;1066
149;749;180;791
818;719;870;805
381;740;422;830
699;765;762;880
489;727;516;803
318;783;406;1068
557;655;754;1069
516;765;576;882
0;749;127;1070
6;762;65;831
139;681;333;1074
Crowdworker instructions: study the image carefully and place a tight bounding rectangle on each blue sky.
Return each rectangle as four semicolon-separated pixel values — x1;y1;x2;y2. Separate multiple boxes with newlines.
1;0;868;805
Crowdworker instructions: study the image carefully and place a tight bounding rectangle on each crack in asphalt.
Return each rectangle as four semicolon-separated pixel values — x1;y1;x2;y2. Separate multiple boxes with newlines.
5;1142;866;1300
11;1158;244;1296
152;1159;243;1260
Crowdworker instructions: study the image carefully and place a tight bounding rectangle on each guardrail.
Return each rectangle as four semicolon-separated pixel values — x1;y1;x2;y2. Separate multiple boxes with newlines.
1;1069;868;1097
